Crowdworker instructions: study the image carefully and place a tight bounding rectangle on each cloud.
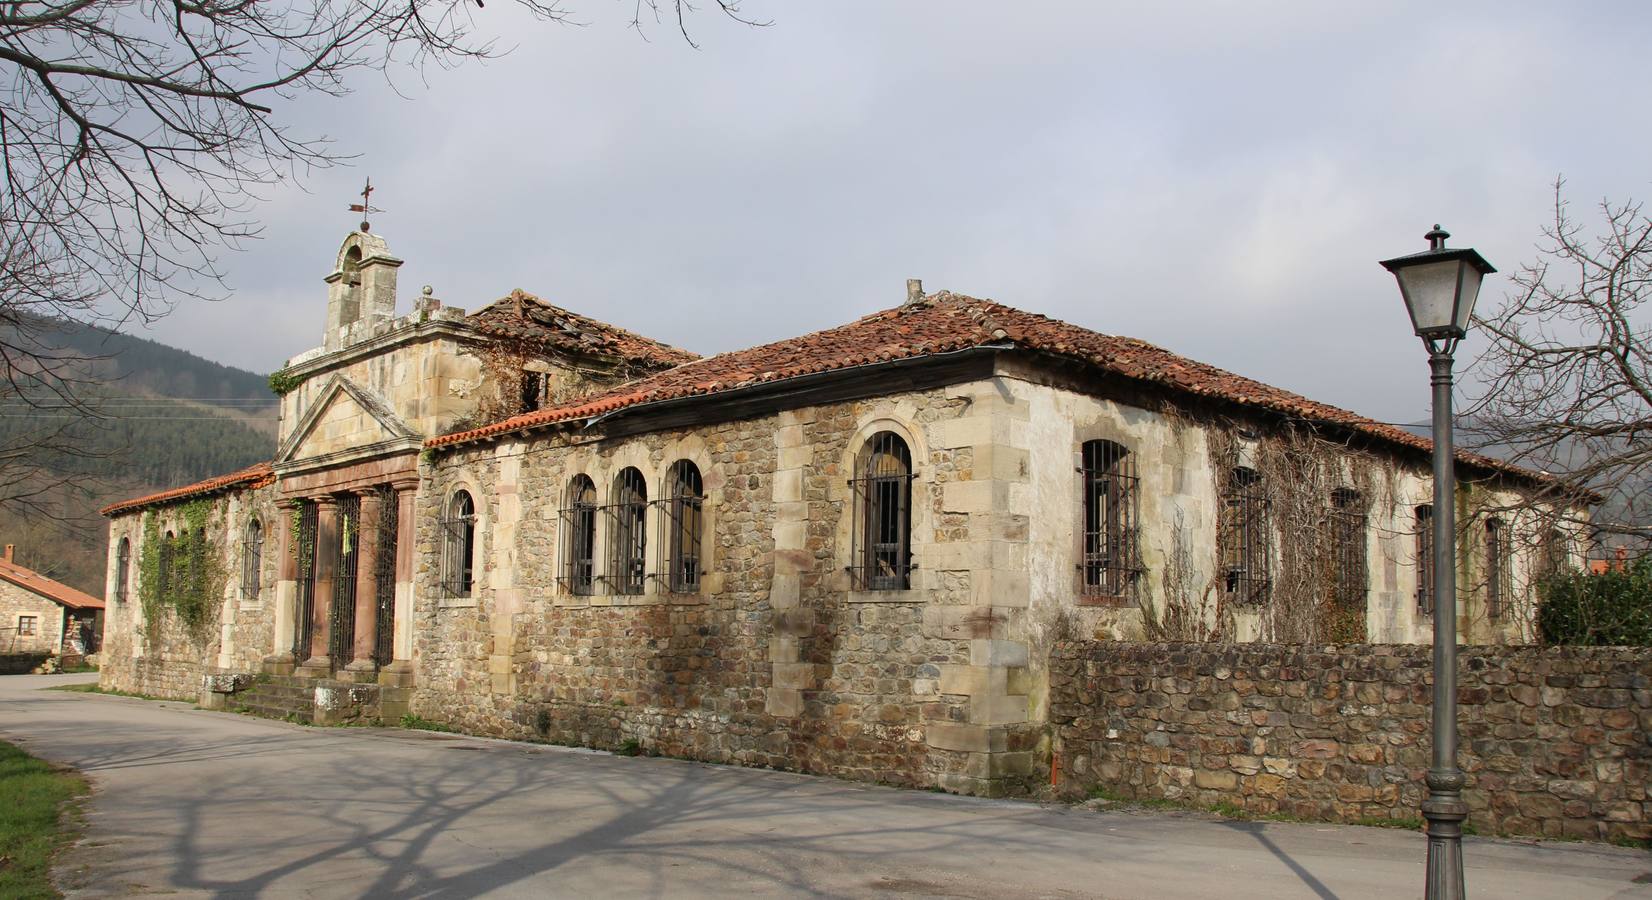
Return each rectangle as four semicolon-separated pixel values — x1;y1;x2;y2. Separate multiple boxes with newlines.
137;0;1652;423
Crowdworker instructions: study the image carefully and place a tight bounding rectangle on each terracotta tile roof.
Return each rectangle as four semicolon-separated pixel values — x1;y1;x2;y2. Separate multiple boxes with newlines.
469;289;699;368
100;462;276;517
426;292;1549;484
0;555;104;609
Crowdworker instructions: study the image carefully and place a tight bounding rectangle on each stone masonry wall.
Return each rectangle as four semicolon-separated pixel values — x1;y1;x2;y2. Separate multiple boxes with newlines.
1051;641;1652;842
0;580;65;655
101;484;280;700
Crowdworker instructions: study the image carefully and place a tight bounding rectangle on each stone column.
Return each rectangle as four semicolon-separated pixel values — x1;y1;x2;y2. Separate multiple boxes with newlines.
380;479;418;688
299;495;339;675
344;489;384;681
263;499;299;675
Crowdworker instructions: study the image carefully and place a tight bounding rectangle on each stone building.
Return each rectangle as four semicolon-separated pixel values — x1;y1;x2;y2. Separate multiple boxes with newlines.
0;543;103;659
100;228;1578;795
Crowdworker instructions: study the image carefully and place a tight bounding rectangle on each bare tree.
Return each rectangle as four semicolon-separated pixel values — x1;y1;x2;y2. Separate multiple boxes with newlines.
0;0;762;511
1468;179;1652;551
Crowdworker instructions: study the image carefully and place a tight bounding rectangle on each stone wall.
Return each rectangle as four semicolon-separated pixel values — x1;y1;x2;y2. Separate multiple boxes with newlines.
1050;641;1652;842
101;483;281;700
0;579;65;655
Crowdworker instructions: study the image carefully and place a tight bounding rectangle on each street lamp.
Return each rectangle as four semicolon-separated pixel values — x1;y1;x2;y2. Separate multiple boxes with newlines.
1380;225;1495;900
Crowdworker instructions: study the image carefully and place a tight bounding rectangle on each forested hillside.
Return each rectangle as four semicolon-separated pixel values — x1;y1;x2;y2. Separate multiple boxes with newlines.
0;317;276;593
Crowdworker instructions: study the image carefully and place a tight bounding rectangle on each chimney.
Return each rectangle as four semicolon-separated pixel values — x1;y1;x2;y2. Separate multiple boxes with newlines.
4;544;13;563
905;278;924;306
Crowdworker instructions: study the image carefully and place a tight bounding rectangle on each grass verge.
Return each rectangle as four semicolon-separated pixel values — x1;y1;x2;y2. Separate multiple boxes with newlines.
0;740;88;900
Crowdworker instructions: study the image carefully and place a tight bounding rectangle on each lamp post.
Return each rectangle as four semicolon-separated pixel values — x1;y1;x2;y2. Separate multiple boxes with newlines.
1380;225;1496;900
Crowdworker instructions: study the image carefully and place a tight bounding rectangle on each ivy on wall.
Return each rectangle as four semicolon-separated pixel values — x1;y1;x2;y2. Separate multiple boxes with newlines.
136;500;228;644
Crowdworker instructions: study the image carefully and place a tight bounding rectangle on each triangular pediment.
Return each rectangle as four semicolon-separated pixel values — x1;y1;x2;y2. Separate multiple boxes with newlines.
276;374;419;468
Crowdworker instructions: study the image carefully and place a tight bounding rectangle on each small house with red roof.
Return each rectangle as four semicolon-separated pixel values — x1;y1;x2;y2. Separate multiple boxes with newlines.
0;544;103;660
97;227;1585;795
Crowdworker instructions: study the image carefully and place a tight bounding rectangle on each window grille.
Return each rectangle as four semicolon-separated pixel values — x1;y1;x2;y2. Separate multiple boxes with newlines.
439;490;476;598
330;494;360;661
1415;505;1435;614
1486;518;1509;619
849;432;914;590
292;502;317;659
241;519;263;600
1220;467;1270;604
115;537;130;604
1326;488;1367;612
605;467;648;595
1538;528;1569;578
559;475;598;595
186;528;205;595
660;460;704;593
1080;439;1140;598
373;486;398;666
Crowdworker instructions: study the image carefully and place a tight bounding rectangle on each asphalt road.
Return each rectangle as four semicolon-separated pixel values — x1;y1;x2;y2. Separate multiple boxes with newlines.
3;673;1649;899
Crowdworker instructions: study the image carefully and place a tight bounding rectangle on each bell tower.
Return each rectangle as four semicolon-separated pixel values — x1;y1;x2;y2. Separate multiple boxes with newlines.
323;229;403;351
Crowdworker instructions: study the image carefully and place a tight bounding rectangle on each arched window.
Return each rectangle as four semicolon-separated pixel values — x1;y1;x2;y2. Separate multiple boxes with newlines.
241;519;264;600
1220;466;1269;604
665;460;704;593
851;432;913;590
114;537;130;604
1415;505;1435;614
608;467;648;595
1326;488;1367;616
1486;518;1509;619
159;530;176;596
1539;528;1569;578
440;490;476;598
1081;439;1139;598
561;475;597;595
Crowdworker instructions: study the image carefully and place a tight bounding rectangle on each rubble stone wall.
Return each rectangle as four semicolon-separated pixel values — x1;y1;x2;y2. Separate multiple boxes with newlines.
1051;641;1652;842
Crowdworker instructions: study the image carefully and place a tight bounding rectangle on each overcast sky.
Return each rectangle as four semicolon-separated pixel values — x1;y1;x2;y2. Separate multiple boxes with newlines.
139;1;1651;425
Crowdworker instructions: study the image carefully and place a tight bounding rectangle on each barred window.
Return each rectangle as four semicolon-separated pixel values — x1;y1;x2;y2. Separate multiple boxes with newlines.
1415;505;1435;614
560;475;597;595
1081;439;1139;598
663;460;704;593
1220;466;1270;604
1327;488;1366;611
1539;528;1569;578
1486;518;1509;619
115;537;130;604
439;490;476;598
849;431;914;590
241;518;264;600
607;467;648;595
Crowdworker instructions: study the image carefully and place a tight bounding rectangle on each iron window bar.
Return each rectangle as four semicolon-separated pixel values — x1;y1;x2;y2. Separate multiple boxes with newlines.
1079;440;1141;599
558;475;598;595
1416;505;1435;614
602;467;648;596
439;491;476;598
241;519;263;600
1327;488;1367;613
1486;518;1509;620
158;531;175;597
115;538;130;604
848;431;915;591
1220;466;1271;604
657;460;705;593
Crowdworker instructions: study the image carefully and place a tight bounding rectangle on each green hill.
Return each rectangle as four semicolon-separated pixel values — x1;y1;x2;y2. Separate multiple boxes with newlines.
0;317;277;594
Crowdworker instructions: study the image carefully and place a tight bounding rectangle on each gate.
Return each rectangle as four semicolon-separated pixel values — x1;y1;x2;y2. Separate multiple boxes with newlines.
292;502;318;659
330;493;360;663
373;486;398;666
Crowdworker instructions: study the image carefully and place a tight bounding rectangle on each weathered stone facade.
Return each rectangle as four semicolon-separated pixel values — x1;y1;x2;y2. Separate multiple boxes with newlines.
97;226;1589;805
1050;641;1652;842
1;579;64;654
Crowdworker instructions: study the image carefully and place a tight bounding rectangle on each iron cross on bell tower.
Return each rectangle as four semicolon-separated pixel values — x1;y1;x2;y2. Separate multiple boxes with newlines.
348;178;384;233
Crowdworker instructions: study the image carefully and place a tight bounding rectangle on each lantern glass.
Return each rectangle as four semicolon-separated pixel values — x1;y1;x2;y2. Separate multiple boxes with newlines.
1394;258;1469;336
